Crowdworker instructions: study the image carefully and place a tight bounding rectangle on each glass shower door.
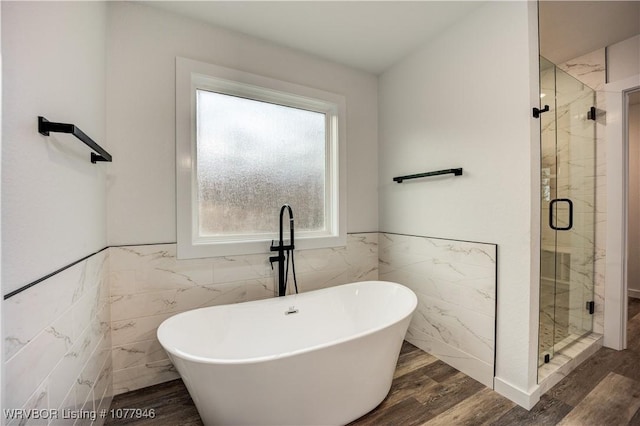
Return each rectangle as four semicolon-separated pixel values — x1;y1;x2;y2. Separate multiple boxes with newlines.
539;57;596;368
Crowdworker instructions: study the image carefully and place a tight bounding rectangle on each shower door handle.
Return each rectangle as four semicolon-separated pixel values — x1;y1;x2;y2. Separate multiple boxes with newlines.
549;198;573;231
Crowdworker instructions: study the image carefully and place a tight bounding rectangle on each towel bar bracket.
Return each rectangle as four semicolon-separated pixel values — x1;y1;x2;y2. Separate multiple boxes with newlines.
91;153;110;163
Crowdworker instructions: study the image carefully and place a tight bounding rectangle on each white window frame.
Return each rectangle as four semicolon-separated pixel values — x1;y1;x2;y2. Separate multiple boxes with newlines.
176;57;346;259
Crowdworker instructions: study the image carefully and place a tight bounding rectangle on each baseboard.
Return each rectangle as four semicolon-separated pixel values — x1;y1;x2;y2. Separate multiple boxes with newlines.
493;377;540;410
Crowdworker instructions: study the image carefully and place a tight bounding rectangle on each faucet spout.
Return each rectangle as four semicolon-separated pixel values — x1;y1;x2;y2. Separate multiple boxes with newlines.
269;204;295;296
279;204;294;250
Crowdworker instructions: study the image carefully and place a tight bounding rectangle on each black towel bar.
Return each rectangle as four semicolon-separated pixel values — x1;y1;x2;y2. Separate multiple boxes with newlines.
393;168;463;183
38;116;112;164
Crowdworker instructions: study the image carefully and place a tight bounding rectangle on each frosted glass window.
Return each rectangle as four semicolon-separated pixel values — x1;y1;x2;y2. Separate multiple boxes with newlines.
196;90;326;236
176;58;345;259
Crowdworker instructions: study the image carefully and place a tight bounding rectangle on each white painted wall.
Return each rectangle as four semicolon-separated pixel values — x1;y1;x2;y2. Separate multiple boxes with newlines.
1;2;107;294
608;35;640;83
378;1;540;406
106;2;378;246
629;102;640;297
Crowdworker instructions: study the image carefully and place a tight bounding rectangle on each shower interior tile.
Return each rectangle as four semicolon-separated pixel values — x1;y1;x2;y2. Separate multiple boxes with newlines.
558;48;606;91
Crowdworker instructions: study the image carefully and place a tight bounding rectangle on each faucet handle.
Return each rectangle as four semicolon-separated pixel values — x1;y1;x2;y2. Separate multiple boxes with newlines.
268;241;278;269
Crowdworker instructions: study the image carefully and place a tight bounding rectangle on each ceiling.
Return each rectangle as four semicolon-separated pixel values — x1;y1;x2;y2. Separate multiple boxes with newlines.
140;1;484;75
140;1;640;74
539;1;640;64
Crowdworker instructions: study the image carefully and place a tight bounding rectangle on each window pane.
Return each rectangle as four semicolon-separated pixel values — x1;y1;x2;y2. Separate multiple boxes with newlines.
196;90;326;236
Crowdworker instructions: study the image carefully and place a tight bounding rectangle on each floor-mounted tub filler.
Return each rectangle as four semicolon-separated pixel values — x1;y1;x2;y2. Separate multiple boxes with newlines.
157;281;417;425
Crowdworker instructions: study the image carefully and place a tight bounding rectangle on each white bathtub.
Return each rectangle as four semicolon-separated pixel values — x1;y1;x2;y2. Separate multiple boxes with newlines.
157;280;417;426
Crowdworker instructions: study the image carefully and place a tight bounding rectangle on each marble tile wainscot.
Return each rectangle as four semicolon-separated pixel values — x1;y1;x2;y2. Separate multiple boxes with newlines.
3;249;113;426
379;232;497;388
109;233;379;394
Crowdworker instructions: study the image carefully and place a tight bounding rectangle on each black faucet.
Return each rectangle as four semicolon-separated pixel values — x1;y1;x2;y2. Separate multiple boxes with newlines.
269;204;294;297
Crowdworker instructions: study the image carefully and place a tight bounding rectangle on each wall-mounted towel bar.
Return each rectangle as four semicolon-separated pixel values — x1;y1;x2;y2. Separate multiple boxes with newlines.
38;116;112;164
393;168;463;183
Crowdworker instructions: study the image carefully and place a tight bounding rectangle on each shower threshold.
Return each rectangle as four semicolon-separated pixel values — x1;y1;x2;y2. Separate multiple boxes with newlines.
537;332;602;395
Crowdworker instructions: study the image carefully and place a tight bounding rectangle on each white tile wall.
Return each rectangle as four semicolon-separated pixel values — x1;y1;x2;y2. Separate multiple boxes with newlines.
108;233;379;394
3;250;113;426
379;233;497;388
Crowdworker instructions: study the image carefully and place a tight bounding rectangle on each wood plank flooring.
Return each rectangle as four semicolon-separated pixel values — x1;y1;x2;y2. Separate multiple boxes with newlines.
106;298;640;426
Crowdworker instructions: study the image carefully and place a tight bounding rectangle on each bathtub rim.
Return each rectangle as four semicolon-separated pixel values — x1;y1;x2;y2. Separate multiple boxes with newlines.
157;280;417;366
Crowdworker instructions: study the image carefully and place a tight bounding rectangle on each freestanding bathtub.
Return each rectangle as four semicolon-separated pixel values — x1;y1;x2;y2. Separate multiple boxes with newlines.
157;280;417;426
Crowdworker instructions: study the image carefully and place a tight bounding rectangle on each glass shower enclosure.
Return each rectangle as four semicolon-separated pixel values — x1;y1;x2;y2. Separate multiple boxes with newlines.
538;57;596;369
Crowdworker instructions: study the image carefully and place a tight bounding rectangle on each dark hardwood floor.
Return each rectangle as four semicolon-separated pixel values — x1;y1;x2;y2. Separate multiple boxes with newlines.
106;298;640;426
